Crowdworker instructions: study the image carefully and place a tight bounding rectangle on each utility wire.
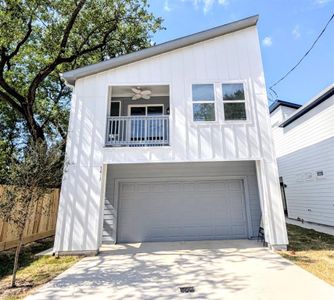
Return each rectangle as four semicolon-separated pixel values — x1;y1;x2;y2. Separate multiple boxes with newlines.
269;12;334;100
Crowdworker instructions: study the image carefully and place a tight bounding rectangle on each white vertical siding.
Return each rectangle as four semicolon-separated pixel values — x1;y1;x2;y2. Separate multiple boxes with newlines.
67;27;267;164
54;25;287;252
272;96;334;226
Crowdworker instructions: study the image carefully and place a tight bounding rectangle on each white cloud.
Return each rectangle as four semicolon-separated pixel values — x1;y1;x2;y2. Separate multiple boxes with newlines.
182;0;230;13
313;0;333;5
262;36;273;47
292;25;301;39
203;0;215;13
218;0;229;6
164;0;172;12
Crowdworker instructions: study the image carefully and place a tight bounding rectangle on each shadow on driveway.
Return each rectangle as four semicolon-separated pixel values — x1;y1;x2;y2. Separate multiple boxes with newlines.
25;240;334;300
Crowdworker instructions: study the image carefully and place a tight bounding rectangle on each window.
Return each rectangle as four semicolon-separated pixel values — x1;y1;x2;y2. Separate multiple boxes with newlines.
129;105;164;140
110;101;120;116
192;84;215;121
222;83;246;120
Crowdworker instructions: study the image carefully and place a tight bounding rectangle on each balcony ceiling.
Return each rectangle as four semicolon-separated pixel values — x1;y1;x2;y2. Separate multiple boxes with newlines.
111;85;169;98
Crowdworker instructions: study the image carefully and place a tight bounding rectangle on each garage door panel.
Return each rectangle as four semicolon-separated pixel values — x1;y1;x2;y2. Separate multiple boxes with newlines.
231;225;248;235
117;179;248;243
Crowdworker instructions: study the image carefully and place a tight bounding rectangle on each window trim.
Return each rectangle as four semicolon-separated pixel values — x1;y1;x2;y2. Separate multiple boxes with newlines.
191;83;217;123
221;82;248;122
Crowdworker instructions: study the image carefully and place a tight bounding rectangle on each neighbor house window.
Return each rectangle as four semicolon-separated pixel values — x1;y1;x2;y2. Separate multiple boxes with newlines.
222;83;247;120
192;84;215;121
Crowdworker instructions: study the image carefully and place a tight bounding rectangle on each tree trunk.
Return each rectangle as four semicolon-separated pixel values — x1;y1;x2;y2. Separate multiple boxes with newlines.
26;117;46;142
10;198;34;288
10;230;24;288
22;102;46;142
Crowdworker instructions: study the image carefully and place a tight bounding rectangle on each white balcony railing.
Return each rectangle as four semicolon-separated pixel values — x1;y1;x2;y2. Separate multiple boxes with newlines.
106;116;169;147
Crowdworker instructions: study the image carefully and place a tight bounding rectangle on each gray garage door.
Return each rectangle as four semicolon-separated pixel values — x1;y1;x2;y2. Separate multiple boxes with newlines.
117;179;248;243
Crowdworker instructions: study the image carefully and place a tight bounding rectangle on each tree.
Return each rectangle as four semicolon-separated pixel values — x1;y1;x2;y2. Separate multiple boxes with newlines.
0;142;64;288
0;0;162;144
0;101;25;184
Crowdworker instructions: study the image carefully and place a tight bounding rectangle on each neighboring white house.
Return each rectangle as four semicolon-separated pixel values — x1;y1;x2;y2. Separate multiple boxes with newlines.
270;84;334;227
54;15;288;254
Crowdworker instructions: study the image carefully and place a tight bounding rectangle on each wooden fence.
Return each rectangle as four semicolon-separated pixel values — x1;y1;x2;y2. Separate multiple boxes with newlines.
0;187;60;251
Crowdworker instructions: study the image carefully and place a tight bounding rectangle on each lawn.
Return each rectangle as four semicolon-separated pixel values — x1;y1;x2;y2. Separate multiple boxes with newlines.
0;238;80;300
280;224;334;286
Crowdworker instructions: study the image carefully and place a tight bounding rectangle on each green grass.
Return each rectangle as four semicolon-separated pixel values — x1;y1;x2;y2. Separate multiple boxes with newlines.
279;224;334;286
286;224;334;251
0;238;80;299
0;238;54;279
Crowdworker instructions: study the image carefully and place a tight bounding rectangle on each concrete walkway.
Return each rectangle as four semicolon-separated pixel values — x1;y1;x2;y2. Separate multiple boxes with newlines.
26;240;334;300
286;218;334;236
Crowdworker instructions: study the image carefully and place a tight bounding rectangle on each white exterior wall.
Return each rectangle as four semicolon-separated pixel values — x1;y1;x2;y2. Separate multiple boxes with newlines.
270;108;283;128
54;26;287;252
270;106;297;128
272;96;334;226
281;106;298;121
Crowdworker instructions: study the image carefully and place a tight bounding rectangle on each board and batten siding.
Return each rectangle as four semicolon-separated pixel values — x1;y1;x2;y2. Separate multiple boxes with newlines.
54;25;288;252
68;26;267;166
103;161;262;243
272;95;334;226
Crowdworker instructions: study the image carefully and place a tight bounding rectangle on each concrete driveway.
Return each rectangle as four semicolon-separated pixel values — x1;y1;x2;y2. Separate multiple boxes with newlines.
26;240;334;300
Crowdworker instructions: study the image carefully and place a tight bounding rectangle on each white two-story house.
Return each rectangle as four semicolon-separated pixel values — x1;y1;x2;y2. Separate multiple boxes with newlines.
54;15;288;254
270;84;334;227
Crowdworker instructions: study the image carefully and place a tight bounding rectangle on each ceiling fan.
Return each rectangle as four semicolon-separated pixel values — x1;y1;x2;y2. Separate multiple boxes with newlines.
131;87;152;100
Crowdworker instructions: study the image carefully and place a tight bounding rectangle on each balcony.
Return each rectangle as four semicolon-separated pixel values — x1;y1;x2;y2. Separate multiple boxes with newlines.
106;115;169;147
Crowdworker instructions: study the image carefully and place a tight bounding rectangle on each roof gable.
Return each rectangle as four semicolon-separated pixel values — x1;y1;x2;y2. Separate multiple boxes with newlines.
269;100;301;114
62;15;258;85
280;83;334;127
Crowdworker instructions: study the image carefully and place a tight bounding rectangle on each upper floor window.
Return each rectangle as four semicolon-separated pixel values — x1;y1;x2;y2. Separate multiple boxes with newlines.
192;84;216;121
222;83;247;120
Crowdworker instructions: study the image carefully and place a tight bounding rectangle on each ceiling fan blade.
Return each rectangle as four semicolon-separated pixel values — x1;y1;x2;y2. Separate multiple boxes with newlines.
132;94;141;100
131;88;141;94
142;95;151;99
141;90;152;95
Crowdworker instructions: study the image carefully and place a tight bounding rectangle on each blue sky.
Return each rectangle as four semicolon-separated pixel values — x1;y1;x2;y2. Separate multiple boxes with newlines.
148;0;334;105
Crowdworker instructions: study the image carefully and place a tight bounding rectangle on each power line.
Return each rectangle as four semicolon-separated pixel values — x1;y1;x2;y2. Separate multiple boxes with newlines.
269;12;334;99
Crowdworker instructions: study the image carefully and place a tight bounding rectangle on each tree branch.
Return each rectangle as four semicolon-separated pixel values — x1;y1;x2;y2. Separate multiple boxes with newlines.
59;0;86;54
0;90;24;115
48;115;67;140
8;18;33;60
27;0;87;104
65;19;120;62
41;80;66;129
28;20;120;105
0;51;26;104
0;17;33;103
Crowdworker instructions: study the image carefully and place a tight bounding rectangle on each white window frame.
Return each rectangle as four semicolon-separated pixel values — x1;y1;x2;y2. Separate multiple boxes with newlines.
191;83;217;123
221;82;248;122
127;104;165;142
